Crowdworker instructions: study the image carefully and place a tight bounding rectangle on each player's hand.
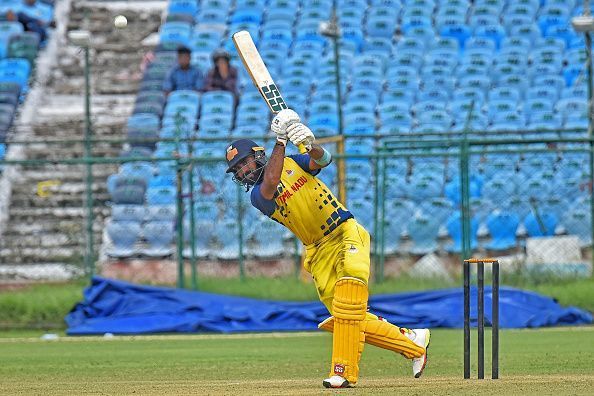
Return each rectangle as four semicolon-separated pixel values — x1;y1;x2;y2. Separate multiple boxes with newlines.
287;122;315;150
271;109;300;146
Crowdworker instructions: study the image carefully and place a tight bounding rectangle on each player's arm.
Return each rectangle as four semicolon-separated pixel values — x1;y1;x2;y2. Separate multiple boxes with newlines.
259;142;285;200
259;108;302;199
285;122;330;171
307;143;331;170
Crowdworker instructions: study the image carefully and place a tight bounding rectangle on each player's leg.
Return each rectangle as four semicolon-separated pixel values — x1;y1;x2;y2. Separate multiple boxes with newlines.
334;220;430;377
318;314;427;359
324;276;368;388
305;226;367;388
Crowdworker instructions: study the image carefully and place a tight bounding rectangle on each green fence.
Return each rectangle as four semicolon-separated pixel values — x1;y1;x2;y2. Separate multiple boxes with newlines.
0;133;592;288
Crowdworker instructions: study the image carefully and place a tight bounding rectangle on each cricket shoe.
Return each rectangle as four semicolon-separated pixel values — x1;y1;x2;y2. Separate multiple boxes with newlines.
322;375;352;388
402;328;431;378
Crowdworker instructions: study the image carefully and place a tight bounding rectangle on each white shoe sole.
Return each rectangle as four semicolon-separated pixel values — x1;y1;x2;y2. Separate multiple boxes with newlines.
322;378;351;388
414;329;431;378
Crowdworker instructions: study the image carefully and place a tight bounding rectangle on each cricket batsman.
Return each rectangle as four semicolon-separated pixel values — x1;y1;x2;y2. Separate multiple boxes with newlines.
224;109;430;388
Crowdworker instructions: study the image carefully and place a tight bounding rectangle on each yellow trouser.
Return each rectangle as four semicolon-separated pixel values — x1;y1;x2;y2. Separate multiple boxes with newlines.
304;219;425;383
304;219;372;311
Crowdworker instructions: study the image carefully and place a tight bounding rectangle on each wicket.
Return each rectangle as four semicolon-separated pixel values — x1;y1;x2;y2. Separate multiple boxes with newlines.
463;258;500;380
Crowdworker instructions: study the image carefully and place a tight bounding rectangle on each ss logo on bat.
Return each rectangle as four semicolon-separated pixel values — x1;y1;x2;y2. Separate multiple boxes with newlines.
262;84;287;112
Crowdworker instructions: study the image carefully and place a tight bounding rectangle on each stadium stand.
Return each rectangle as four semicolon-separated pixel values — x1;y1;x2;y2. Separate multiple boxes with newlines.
0;0;54;172
105;0;592;259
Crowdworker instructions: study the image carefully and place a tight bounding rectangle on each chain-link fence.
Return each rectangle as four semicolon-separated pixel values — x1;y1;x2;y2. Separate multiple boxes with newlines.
377;132;593;284
0;134;592;287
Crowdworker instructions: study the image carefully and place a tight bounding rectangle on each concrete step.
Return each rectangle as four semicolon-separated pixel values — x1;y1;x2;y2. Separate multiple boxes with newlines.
7;207;109;220
5;220;106;233
17;168;117;181
0;233;85;248
11;182;108;195
24;145;124;159
0;247;86;265
8;192;112;208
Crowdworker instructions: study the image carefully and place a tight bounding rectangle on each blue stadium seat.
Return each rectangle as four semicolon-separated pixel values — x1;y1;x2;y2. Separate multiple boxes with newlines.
524;98;553;116
247;217;285;258
418;109;452;127
500;36;531;53
458;75;491;92
146;186;176;205
489;87;521;102
120;162;154;183
439;23;471;49
106;220;141;258
532;75;566;98
524;212;558;237
407;214;441;255
556;98;587;121
380;112;413;129
142;221;175;257
111;205;145;223
446;210;479;253
412;100;447;114
563;208;592;246
235;112;269;129
347;88;379;104
168;0;198;18
384;198;415;239
395;36;426;56
344;122;375;135
527;111;562;131
183;219;215;258
537;5;569;34
344;113;375;129
381;88;415;104
349;198;374;231
485;211;519;251
418;196;452;224
509;23;541;45
366;15;395;38
449;98;479;117
344;100;374;114
215;218;240;260
498;73;528;92
482;175;517;204
454;86;486;103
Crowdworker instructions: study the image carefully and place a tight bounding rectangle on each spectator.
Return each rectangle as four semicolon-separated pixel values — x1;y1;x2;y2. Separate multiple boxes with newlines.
204;49;238;98
163;46;204;95
6;0;55;43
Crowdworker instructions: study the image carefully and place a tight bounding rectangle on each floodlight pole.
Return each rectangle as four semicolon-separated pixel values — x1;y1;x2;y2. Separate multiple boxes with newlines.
69;13;94;279
572;1;594;272
320;4;346;205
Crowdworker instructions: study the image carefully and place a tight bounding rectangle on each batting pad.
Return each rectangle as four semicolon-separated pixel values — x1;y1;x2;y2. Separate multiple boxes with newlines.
330;277;368;383
319;316;425;359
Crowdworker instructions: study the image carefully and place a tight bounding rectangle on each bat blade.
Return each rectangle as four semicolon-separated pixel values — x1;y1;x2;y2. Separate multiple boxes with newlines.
232;30;288;114
232;30;307;153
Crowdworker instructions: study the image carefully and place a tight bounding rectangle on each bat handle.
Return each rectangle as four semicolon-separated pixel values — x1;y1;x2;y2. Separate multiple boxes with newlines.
298;143;307;154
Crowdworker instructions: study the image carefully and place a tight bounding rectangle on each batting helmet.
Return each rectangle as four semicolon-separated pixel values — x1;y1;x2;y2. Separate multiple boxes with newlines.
225;139;267;190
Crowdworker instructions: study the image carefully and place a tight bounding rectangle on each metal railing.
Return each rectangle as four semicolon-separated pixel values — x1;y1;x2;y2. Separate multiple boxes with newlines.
0;131;592;287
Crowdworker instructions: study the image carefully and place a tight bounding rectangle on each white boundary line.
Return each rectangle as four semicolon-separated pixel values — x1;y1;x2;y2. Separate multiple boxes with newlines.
0;331;327;343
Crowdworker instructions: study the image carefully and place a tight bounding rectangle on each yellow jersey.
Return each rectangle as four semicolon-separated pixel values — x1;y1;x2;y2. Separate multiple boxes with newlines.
250;154;353;245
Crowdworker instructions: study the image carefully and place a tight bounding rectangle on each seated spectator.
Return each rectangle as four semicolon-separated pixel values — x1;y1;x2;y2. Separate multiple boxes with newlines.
6;0;55;43
163;46;204;95
204;49;238;98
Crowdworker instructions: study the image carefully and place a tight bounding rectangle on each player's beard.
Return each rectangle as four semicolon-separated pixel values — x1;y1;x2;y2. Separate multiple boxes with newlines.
243;166;264;190
233;160;265;191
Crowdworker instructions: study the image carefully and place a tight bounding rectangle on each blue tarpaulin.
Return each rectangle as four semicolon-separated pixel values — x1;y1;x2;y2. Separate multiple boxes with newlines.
65;276;592;335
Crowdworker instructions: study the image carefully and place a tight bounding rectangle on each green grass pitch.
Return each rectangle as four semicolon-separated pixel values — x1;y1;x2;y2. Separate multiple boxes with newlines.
1;327;592;395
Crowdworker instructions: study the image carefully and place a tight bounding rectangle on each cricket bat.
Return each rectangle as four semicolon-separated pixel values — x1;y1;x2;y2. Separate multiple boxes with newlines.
232;30;309;153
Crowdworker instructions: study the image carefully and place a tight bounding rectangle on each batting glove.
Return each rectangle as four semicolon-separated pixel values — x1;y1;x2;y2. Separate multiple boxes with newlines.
287;122;315;150
271;109;300;146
